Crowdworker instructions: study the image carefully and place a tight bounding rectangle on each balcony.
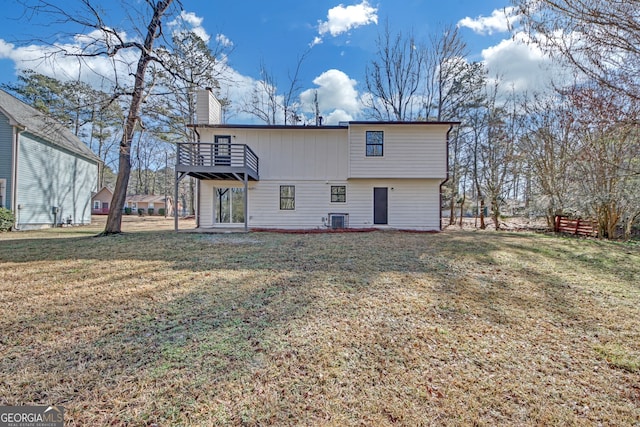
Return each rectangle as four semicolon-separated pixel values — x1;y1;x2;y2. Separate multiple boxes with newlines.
176;142;259;181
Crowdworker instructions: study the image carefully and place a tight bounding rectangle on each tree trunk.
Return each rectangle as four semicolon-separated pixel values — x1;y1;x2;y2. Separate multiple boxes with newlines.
458;193;465;227
103;0;174;235
478;198;486;229
491;195;500;230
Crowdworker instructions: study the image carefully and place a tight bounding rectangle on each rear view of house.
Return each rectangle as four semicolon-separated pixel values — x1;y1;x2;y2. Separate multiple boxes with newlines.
175;89;457;231
0;89;100;230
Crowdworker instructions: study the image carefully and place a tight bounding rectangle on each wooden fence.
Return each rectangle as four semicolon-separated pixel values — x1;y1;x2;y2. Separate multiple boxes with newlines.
554;215;598;237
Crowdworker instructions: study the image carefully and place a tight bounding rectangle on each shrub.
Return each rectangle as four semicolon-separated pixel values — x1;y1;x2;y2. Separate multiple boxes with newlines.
0;207;15;232
124;207;132;215
137;208;144;216
147;208;154;216
158;208;165;216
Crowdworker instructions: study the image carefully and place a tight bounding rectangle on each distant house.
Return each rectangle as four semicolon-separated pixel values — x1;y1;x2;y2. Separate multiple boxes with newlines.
174;89;458;231
92;186;113;214
125;194;173;215
0;89;101;230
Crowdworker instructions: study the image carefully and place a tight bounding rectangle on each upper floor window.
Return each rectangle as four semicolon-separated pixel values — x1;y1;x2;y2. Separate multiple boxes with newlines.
366;131;384;156
280;185;295;210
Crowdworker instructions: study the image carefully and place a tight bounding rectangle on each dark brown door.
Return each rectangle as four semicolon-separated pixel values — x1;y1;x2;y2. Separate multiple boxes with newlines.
373;187;388;225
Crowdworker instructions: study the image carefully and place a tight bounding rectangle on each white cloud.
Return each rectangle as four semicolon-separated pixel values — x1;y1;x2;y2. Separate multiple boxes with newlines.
299;69;360;124
481;32;570;95
215;34;233;48
458;7;517;35
313;1;378;46
169;11;210;43
324;109;354;124
0;36;138;85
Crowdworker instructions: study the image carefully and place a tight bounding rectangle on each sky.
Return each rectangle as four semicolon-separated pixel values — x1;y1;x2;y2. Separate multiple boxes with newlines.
0;0;558;124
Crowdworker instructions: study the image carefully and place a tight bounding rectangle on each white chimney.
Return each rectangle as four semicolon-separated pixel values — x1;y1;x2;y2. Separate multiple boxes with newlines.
196;87;222;125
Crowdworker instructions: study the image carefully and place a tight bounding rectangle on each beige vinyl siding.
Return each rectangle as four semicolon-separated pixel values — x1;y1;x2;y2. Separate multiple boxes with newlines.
348;124;449;179
197;128;349;181
342;179;442;230
196;91;221;125
200;179;349;229
200;178;440;230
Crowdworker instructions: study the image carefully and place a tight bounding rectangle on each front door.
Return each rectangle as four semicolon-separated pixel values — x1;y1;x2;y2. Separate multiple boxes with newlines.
373;187;388;225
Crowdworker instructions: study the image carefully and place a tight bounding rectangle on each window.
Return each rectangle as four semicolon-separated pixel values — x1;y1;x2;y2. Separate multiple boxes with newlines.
215;187;245;223
93;200;100;210
331;186;346;203
280;185;295;210
366;131;384;156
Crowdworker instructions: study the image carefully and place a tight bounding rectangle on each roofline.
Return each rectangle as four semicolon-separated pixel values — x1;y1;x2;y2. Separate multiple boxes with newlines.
190;121;461;130
19;127;103;164
0;105;20;127
348;121;461;126
190;124;345;130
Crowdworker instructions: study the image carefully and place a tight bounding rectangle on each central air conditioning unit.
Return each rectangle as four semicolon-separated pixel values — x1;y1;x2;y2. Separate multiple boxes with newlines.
328;213;348;229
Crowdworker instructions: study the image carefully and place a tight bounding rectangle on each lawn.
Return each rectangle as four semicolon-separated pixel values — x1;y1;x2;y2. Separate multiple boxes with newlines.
1;220;639;426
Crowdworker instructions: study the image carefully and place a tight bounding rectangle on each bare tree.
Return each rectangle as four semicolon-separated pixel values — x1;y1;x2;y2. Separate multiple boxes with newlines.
520;92;578;227
423;25;485;122
363;21;425;120
515;0;640;101
150;30;231;214
21;0;183;234
422;26;487;224
564;83;640;238
480;88;520;230
244;60;280;125
242;51;308;125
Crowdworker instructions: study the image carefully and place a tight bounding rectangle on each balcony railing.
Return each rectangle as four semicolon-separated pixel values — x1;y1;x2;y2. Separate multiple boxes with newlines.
176;142;259;180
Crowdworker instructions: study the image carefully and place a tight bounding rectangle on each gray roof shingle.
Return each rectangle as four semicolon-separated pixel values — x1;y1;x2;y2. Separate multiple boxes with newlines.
0;89;101;163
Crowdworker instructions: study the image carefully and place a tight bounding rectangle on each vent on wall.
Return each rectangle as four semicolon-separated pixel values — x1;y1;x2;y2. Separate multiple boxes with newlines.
329;213;348;229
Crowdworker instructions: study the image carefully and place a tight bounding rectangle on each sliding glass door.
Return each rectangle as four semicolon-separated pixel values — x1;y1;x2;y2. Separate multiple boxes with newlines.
215;187;245;224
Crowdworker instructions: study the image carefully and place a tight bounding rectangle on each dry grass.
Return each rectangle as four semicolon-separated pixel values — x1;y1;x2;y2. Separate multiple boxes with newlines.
0;218;639;426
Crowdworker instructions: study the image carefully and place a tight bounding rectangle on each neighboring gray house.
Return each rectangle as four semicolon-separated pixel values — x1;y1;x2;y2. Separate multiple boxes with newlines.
0;89;100;230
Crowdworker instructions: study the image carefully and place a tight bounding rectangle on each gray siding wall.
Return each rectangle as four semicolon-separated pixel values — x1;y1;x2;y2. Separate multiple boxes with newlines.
0;113;14;208
16;133;98;228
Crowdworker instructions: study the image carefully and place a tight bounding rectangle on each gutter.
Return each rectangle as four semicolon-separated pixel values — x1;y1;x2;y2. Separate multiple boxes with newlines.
439;124;455;231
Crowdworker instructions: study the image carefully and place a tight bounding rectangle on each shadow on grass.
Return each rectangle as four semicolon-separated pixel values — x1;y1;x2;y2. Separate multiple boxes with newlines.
2;229;639;424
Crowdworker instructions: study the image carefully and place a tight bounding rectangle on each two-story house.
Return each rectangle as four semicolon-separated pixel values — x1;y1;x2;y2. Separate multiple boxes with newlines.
0;89;100;230
174;89;457;231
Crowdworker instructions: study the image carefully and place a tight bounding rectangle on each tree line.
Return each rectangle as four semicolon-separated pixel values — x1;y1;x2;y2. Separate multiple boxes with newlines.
5;0;638;237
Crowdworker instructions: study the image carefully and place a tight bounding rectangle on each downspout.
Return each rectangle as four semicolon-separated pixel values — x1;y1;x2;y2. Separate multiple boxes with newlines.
439;124;454;231
193;127;201;229
11;126;25;230
244;172;248;232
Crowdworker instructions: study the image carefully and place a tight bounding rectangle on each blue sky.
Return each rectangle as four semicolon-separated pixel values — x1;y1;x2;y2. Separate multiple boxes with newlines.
0;0;555;123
